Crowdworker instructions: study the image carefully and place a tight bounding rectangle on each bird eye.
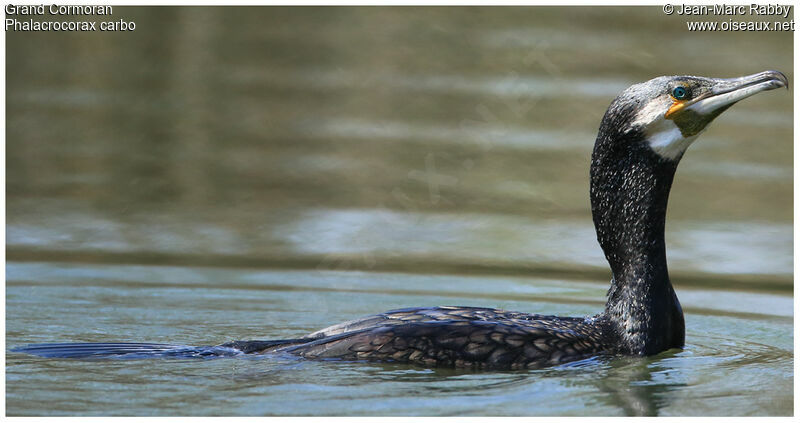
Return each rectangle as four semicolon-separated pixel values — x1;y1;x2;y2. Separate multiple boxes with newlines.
672;86;689;100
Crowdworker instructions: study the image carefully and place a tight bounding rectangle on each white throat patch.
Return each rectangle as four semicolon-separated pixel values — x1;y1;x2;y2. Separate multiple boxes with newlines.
644;119;700;161
631;99;701;161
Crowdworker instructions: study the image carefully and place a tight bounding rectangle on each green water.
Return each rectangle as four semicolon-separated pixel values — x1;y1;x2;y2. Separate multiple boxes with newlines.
6;6;793;416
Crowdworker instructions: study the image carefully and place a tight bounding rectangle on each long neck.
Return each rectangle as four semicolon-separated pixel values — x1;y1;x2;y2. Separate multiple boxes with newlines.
590;125;685;355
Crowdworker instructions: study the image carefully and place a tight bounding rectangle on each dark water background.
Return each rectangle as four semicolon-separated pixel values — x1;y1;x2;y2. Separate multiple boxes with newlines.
6;6;793;416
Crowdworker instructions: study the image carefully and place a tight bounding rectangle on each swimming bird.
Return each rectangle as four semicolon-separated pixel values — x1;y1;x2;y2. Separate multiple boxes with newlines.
14;70;788;369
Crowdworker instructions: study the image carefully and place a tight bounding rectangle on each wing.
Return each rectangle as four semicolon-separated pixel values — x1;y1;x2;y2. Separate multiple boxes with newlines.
305;306;581;338
288;317;608;369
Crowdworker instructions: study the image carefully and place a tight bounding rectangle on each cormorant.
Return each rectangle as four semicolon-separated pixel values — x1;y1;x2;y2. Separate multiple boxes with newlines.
13;70;788;369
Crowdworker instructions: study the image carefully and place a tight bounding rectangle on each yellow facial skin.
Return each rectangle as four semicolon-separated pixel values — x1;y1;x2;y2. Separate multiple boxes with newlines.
664;99;688;119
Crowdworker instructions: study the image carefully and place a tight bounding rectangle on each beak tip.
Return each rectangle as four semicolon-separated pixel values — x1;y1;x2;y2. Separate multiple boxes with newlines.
767;70;789;90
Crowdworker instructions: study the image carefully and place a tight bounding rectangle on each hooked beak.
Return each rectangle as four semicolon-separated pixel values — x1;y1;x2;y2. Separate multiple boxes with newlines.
667;70;788;118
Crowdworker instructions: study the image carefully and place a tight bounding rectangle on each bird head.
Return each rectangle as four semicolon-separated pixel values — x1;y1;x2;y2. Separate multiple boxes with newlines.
603;70;788;161
591;70;788;287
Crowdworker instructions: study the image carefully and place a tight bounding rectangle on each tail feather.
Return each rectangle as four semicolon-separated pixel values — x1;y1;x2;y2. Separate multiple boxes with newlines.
218;338;310;353
11;342;244;359
11;338;312;359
